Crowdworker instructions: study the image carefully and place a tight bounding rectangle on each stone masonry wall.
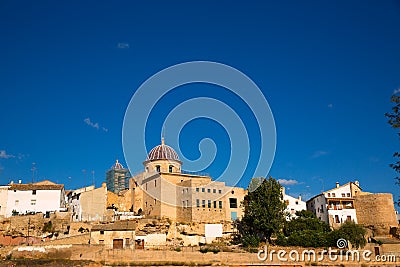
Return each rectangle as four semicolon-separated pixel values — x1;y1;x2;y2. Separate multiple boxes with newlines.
355;193;398;235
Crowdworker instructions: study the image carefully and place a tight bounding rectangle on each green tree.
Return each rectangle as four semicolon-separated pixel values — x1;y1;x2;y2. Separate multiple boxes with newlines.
278;210;332;247
238;176;287;245
335;220;366;249
385;94;400;204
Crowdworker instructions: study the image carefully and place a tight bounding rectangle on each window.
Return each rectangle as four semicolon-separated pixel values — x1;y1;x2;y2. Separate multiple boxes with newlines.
208;200;211;208
31;199;36;206
196;199;200;207
328;193;331;197
231;211;237;220
202;200;206;208
332;193;336;197
213;201;217;208
201;188;205;192
335;215;340;223
229;198;237;208
347;193;350;197
218;190;222;194
32;190;36;195
346;216;351;221
218;201;223;209
207;189;211;193
154;180;157;187
156;165;160;172
196;188;199;192
100;230;104;235
213;189;216;193
341;193;345;197
295;201;298;205
145;183;148;190
169;165;173;173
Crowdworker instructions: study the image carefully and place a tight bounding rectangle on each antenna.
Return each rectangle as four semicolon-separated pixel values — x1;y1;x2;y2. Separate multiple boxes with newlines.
91;170;95;186
31;162;36;183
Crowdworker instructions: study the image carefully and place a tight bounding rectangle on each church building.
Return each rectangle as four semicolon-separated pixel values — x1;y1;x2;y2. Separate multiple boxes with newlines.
131;138;246;222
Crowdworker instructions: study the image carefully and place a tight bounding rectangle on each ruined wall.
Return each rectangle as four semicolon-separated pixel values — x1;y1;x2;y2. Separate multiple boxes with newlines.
355;193;398;235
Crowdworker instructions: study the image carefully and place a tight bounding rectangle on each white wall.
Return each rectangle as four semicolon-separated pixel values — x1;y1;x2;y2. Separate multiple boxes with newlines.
283;194;306;219
0;187;9;217
5;189;63;217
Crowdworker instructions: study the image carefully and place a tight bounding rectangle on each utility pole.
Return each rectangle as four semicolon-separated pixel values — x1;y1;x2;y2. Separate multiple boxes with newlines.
27;218;31;245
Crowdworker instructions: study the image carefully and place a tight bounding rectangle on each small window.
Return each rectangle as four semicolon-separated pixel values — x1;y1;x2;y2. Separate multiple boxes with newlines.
332;193;336;197
169;165;173;173
213;189;216;193
347;193;350;197
231;190;235;194
218;190;222;194
218;201;223;209
202;200;206;208
229;198;237;208
201;188;205;193
295;201;298;205
156;165;160;172
346;215;351;221
328;193;331;197
154;180;157;187
341;193;345;197
207;189;211;193
32;190;36;195
213;201;217;208
100;230;104;235
196;188;199;192
208;200;211;208
196;199;200;207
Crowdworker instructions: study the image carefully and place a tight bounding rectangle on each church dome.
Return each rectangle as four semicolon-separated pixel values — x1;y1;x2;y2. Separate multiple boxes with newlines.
147;138;180;162
112;159;124;170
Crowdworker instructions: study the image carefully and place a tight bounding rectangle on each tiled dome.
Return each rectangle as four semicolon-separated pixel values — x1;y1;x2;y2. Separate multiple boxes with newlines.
147;138;180;161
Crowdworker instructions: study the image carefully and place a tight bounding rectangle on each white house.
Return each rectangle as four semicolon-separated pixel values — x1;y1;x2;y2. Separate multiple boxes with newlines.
67;185;95;222
4;180;66;217
306;181;361;228
282;187;307;220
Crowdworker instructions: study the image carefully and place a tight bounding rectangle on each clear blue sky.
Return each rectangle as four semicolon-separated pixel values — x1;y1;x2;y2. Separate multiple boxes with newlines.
0;1;399;203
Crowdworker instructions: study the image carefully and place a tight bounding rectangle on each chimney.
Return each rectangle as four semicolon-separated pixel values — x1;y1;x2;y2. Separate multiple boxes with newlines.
298;195;302;201
18;179;22;184
336;182;340;188
354;180;359;187
10;180;14;185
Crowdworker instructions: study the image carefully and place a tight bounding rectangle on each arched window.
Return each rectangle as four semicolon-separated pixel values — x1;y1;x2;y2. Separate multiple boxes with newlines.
156;165;160;172
169;165;173;173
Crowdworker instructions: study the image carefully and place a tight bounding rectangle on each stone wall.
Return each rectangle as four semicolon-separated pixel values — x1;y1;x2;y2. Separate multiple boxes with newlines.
355;193;398;235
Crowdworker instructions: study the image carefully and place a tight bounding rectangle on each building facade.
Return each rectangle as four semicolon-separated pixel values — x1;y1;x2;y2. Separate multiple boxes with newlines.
306;181;361;228
131;138;246;222
3;180;66;217
282;187;306;220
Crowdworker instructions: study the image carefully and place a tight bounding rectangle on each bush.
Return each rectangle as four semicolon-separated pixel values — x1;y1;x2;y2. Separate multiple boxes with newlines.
241;233;261;248
174;247;182;252
42;221;53;233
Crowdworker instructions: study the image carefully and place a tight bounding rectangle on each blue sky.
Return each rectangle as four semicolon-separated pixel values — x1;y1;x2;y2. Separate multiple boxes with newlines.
0;1;399;204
